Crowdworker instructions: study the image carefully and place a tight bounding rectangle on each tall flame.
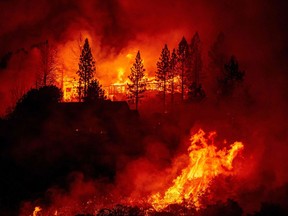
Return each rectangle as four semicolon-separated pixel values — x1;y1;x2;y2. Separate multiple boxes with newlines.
30;129;244;215
149;129;244;210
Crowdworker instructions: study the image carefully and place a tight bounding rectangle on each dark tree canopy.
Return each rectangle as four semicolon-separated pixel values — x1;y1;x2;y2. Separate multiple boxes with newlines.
209;32;226;76
177;36;190;101
218;56;245;97
224;56;245;82
190;32;202;86
188;32;205;102
188;83;206;101
77;38;96;100
178;37;190;61
9;85;62;119
156;44;171;110
85;79;106;102
156;44;170;82
208;32;227;95
127;51;147;110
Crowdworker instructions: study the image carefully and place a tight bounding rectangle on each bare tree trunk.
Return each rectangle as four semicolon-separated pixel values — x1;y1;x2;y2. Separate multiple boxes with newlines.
84;71;87;98
195;55;200;86
136;77;139;110
171;76;174;108
163;78;166;112
181;64;184;101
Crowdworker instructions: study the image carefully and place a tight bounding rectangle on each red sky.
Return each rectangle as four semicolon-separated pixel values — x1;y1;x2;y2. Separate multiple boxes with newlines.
0;0;287;114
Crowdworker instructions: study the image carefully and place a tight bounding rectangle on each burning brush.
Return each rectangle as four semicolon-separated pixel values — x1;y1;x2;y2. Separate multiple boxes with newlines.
149;129;244;211
30;129;244;216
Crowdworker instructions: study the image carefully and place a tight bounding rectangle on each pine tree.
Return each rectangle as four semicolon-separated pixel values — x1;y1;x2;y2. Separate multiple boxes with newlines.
86;79;105;102
127;51;147;110
177;37;190;101
188;32;205;101
209;32;226;75
190;32;202;86
218;56;245;97
77;38;95;100
169;48;178;106
156;44;170;111
208;32;226;94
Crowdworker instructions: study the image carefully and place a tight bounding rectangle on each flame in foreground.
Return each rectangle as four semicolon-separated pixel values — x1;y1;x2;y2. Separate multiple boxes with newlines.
32;206;42;216
149;129;244;210
29;129;244;215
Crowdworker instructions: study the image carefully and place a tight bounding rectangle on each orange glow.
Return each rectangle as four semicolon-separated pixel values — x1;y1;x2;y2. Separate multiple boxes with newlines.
33;206;42;216
56;44;137;101
27;129;244;215
55;32;95;101
53;30;186;102
126;53;133;59
56;41;162;101
149;129;244;210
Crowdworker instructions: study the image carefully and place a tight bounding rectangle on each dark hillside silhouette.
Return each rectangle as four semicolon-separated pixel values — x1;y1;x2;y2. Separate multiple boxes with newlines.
1;89;143;215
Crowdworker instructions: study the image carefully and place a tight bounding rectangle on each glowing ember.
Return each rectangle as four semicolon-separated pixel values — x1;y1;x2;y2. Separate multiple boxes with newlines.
149;129;244;210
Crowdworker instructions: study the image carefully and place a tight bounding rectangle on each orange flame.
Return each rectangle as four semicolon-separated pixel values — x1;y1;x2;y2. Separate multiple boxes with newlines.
149;129;244;210
32;206;42;216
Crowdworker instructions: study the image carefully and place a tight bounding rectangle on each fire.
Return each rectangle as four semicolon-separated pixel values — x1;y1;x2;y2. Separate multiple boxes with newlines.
149;129;244;211
27;129;244;215
32;206;42;216
126;53;133;59
117;67;125;82
53;34;166;102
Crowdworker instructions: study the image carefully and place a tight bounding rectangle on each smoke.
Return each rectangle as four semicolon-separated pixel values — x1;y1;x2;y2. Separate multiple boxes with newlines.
0;0;288;215
0;0;287;112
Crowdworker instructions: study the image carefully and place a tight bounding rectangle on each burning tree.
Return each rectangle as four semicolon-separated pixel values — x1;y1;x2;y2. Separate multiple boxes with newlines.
77;38;96;100
127;51;147;110
156;44;170;111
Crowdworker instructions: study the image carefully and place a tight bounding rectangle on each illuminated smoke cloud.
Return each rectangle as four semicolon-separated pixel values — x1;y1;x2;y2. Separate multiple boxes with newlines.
0;0;287;113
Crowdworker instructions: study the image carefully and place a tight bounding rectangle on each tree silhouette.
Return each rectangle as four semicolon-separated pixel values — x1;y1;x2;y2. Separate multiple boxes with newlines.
156;44;170;111
208;32;227;94
32;40;59;88
209;32;226;76
190;32;202;86
177;37;190;101
127;51;147;110
10;85;62;119
77;38;96;100
169;48;178;106
200;199;243;216
188;82;206;101
188;32;205;101
85;79;106;102
218;56;245;97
